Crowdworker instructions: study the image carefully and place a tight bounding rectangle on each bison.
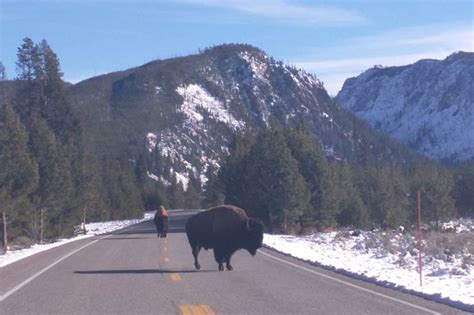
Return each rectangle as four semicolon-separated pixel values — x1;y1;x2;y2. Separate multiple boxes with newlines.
154;206;169;238
185;205;264;271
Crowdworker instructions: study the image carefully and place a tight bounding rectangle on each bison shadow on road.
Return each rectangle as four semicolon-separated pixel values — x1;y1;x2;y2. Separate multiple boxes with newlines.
74;269;215;275
100;237;151;240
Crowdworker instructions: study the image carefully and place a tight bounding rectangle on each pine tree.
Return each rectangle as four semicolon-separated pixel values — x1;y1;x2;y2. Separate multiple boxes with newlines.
15;37;43;120
378;168;409;229
76;152;106;222
410;165;456;230
0;104;38;250
319;163;342;229
285;121;330;229
16;37;40;81
202;163;224;208
28;114;75;240
220;131;256;207
244;126;311;233
0;61;6;80
454;161;474;217
184;173;202;209
101;158;142;220
336;164;370;229
167;172;185;209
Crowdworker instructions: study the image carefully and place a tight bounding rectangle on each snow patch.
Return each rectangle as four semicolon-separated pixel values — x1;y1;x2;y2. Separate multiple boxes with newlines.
0;213;155;268
176;84;244;130
146;133;158;152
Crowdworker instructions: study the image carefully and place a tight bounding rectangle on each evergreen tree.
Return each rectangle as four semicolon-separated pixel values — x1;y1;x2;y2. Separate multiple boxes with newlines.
167;173;185;209
29;115;60;209
410;165;456;230
244;126;311;233
0;61;6;80
318;163;342;229
184;173;202;209
378;168;409;228
454;160;474;217
16;37;40;81
220;131;256;207
0;104;38;250
15;37;43;120
285;121;330;229
76;152;106;222
102;158;142;220
134;153;148;189
336;164;370;229
28;115;74;239
202;163;225;208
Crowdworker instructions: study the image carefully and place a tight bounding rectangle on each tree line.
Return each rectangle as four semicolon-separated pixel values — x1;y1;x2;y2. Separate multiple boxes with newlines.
202;122;473;234
0;38;145;251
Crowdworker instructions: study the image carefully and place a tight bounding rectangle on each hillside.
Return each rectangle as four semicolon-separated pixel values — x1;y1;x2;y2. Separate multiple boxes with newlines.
68;44;424;187
337;51;474;162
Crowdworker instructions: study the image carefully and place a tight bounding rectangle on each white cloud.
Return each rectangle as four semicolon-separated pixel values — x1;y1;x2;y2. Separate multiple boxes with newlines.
177;0;365;25
292;23;473;95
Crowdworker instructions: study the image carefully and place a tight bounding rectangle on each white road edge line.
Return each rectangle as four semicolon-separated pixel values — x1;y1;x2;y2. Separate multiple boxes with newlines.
258;250;441;315
0;234;112;302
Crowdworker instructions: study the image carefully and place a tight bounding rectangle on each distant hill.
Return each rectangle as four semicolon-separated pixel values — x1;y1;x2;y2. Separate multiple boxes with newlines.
66;44;426;187
0;44;426;189
337;51;474;162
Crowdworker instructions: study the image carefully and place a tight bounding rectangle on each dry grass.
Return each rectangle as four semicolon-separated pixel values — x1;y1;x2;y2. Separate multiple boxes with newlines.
361;228;473;269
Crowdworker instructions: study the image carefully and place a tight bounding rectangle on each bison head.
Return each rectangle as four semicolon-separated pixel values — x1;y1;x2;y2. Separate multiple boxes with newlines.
242;218;264;256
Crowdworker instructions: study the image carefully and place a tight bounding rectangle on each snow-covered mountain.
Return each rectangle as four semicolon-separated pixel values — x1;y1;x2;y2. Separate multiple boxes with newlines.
69;44;422;188
336;52;474;162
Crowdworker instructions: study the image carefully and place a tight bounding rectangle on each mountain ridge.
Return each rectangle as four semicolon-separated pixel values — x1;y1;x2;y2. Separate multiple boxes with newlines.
337;51;474;162
2;44;427;189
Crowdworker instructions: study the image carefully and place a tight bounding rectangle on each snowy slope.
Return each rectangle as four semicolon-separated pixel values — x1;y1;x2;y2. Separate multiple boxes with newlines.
337;52;474;161
71;44;423;191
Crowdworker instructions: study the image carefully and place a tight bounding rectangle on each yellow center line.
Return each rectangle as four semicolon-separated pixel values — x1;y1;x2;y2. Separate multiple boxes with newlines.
170;273;181;281
179;304;216;315
190;305;207;315
199;305;216;315
180;305;193;315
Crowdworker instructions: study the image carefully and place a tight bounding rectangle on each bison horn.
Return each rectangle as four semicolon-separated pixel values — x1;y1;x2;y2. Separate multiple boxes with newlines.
245;218;251;231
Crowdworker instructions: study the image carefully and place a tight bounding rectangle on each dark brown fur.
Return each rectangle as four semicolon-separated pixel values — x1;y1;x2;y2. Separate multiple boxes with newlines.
154;207;169;238
185;205;264;271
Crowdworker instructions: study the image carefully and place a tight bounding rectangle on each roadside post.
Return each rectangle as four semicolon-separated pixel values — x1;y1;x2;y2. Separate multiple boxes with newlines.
417;190;423;286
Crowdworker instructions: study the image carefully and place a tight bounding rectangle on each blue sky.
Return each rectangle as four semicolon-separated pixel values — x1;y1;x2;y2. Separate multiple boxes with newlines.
1;0;472;95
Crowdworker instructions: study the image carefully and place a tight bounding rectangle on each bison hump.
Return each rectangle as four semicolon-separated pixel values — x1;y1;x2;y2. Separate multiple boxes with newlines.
210;205;248;235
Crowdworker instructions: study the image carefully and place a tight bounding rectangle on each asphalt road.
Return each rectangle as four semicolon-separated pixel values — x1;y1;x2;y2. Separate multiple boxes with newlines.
0;210;469;315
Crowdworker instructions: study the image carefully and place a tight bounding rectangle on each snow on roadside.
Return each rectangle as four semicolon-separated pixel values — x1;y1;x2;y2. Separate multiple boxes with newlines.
263;225;474;311
0;212;155;268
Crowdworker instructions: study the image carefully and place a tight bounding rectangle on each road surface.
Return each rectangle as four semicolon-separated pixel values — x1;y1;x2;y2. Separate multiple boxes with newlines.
0;210;469;314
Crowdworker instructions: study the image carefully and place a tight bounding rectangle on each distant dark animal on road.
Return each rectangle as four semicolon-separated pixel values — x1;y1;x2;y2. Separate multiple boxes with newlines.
185;205;264;271
154;206;169;238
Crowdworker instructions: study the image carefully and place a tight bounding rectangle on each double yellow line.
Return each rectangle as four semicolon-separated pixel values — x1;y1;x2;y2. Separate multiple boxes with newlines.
164;241;215;314
180;304;216;315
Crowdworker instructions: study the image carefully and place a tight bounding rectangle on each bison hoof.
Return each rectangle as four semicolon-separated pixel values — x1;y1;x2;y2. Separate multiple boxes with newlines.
195;263;201;270
226;265;233;271
218;264;224;271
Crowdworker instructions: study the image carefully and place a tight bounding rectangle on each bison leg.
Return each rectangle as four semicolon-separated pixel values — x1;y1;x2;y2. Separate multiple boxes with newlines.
160;229;167;238
213;248;225;271
225;256;233;271
192;244;202;270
